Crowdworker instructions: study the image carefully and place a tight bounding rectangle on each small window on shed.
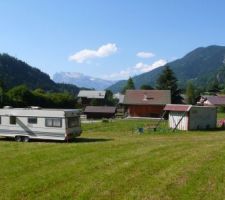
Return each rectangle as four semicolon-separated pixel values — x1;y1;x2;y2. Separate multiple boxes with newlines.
28;117;37;124
10;116;16;125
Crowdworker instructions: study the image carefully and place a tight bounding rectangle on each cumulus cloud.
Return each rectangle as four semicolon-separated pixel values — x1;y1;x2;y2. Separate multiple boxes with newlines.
133;59;167;73
103;59;167;80
69;43;118;63
136;51;155;58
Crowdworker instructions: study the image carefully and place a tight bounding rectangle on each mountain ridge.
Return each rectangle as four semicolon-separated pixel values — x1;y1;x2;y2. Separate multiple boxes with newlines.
0;53;81;95
107;45;225;93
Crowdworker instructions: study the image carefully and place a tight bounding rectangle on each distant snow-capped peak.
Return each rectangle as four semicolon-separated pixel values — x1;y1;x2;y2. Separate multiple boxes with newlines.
53;72;116;90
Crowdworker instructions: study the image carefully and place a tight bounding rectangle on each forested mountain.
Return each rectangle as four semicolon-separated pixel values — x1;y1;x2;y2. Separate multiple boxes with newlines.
108;45;225;93
0;53;80;94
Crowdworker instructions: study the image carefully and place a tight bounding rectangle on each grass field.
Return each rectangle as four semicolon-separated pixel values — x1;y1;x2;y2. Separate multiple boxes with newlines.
1;118;225;200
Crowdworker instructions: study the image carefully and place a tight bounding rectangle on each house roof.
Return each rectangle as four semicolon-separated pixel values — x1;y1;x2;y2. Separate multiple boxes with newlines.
123;90;171;105
84;106;116;114
202;95;225;106
78;90;106;99
164;104;192;112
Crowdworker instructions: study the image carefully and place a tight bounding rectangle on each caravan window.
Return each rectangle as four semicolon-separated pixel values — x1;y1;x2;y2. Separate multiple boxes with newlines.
68;117;79;128
28;117;37;124
45;118;62;127
10;116;16;124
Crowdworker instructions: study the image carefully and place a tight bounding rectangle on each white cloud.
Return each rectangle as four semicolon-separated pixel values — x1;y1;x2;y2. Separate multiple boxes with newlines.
136;51;155;58
103;59;167;80
134;59;167;73
69;43;118;63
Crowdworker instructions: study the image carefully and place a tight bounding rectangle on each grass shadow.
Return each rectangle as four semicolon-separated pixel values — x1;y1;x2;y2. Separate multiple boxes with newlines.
74;137;113;143
0;137;113;143
0;137;65;143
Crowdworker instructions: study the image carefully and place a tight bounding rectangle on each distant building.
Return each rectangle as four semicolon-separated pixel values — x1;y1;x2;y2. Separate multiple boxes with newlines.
181;94;188;104
77;90;106;106
123;90;171;117
164;104;217;130
197;95;225;107
113;93;124;104
113;93;125;118
84;106;116;119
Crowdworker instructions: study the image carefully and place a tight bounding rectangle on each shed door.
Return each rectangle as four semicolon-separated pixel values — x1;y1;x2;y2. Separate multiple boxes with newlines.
169;112;188;130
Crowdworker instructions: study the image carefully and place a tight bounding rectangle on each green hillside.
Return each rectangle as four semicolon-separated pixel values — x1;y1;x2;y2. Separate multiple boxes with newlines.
108;45;225;93
0;53;80;94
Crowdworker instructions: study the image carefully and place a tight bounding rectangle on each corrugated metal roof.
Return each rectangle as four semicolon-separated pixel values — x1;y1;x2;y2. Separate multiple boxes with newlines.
164;104;192;112
123;90;171;105
84;106;116;113
78;90;106;99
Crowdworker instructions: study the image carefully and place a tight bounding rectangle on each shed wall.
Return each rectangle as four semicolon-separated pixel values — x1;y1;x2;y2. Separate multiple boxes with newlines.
168;112;189;130
189;107;217;130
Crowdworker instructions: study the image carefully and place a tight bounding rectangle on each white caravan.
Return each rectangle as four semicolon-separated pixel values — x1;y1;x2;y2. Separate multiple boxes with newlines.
0;107;82;142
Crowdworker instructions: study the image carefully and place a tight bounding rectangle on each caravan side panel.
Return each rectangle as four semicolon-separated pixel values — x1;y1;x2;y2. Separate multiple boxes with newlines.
0;116;66;140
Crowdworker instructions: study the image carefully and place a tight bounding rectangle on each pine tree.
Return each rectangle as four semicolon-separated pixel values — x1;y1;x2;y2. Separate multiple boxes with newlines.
186;81;195;105
156;66;182;104
122;77;135;94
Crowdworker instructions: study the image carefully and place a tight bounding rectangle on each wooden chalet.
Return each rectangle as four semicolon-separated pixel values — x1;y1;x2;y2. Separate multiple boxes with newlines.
77;90;106;106
123;90;171;118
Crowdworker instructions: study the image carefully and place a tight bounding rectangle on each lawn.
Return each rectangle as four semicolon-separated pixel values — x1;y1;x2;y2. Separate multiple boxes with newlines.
1;119;225;200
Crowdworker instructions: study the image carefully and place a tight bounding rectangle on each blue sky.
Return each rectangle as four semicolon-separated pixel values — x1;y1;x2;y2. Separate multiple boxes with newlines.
0;0;225;80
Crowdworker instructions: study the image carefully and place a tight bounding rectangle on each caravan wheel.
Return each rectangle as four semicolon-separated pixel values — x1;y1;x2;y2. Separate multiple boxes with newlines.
23;136;30;142
15;136;22;142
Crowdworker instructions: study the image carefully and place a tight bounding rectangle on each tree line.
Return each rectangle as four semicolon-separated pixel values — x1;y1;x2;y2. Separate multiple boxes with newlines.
0;83;118;108
0;84;76;108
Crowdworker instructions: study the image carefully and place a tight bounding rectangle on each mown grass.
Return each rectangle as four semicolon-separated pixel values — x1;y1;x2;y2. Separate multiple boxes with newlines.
1;119;225;199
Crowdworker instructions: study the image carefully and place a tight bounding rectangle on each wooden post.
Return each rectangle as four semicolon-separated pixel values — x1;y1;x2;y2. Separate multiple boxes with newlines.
154;111;167;131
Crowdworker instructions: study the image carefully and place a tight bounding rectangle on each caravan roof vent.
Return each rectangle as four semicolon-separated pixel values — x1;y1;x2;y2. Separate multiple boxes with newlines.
3;106;13;109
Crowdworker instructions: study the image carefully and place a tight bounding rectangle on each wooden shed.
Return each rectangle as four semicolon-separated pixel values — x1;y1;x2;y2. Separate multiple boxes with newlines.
84;106;116;119
123;90;171;118
164;104;217;130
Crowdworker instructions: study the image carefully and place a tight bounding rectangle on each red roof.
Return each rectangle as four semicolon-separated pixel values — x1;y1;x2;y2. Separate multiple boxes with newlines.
84;106;116;114
123;90;171;105
164;104;192;112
